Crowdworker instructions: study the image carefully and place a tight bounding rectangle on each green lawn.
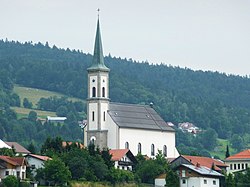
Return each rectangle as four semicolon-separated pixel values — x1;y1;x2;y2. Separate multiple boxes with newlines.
14;85;83;108
11;107;56;119
209;138;237;160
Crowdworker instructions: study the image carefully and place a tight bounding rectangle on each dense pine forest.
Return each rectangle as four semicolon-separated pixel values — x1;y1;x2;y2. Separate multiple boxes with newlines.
0;39;250;156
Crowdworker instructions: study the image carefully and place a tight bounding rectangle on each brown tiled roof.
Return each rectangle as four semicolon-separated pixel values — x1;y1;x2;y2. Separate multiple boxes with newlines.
182;155;227;171
109;149;129;161
0;156;20;166
62;141;84;149
9;157;26;166
27;154;52;161
226;149;250;160
4;142;30;154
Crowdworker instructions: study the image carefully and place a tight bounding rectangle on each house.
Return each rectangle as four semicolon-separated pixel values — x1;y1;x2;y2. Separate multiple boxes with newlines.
25;154;51;176
0;156;27;181
178;122;201;135
171;155;228;173
62;141;84;149
176;163;224;187
46;116;67;123
109;149;137;171
4;142;30;156
84;18;179;159
225;149;250;174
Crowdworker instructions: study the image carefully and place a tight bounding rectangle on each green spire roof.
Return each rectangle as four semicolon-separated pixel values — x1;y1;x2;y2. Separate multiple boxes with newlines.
88;18;109;72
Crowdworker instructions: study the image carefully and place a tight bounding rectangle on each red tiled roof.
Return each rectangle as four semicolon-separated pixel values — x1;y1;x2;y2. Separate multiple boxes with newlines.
9;157;26;165
62;141;84;149
4;142;30;154
109;149;129;161
28;154;52;161
0;156;20;166
182;155;227;171
226;149;250;160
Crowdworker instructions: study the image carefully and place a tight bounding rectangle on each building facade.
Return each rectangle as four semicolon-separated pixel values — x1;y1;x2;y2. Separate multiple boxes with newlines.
85;19;179;158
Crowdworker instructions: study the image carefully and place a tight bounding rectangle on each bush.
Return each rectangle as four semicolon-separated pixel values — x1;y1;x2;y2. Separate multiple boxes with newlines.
2;175;18;187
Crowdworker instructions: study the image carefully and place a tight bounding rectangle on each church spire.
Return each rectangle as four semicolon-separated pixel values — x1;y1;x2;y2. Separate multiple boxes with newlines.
88;17;109;72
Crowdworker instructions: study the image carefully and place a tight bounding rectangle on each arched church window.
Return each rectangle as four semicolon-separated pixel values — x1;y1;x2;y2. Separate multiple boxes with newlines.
138;143;141;154
92;87;96;97
125;142;129;149
92;111;95;121
102;87;105;97
90;136;96;145
151;144;155;156
103;111;106;121
163;145;167;157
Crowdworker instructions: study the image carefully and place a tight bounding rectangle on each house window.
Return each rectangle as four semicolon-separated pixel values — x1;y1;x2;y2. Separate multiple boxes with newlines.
92;87;96;97
92;111;95;121
238;164;240;169
181;170;186;177
163;145;167;157
17;171;20;178
234;164;236;170
151;144;155;156
230;164;232;170
125;142;129;149
103;111;105;121
204;179;207;184
5;171;9;176
213;180;216;185
138;143;141;154
182;179;186;184
22;172;25;179
242;163;244;169
102;87;105;97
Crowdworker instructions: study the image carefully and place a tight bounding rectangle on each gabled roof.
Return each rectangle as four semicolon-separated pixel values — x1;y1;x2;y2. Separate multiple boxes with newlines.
108;103;174;132
26;154;52;161
109;149;137;164
0;156;20;166
180;164;224;177
226;149;250;160
8;157;26;166
109;149;129;161
4;142;30;154
180;155;227;171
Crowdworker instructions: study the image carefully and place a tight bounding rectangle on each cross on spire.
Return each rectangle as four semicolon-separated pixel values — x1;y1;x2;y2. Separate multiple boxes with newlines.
97;8;100;18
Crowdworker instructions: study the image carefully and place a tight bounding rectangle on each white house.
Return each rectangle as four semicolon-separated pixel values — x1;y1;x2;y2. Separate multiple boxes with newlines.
85;18;179;159
25;154;51;176
176;164;224;187
225;149;250;174
0;156;27;181
109;149;137;171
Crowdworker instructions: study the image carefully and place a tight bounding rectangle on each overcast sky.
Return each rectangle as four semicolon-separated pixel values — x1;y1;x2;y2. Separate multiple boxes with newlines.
1;0;249;76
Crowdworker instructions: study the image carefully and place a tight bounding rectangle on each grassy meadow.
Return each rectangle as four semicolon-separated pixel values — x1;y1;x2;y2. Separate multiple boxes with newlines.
13;85;84;119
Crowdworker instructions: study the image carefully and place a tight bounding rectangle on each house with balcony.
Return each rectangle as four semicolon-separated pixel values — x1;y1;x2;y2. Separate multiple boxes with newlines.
109;149;137;171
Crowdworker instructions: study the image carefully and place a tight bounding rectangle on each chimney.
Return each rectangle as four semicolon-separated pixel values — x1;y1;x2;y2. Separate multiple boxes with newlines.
196;162;200;168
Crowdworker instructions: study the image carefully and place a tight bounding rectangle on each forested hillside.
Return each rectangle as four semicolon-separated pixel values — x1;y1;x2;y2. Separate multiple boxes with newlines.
0;39;250;155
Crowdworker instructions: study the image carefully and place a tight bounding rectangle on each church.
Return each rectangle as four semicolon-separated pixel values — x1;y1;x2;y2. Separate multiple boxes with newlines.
85;18;179;158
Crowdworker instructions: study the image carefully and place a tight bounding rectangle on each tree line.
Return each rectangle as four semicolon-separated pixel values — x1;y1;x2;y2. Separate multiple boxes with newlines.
0;39;250;153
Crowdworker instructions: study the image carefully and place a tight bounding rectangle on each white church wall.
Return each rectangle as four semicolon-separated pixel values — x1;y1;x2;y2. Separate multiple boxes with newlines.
119;128;178;158
100;102;109;130
88;103;98;130
107;115;118;149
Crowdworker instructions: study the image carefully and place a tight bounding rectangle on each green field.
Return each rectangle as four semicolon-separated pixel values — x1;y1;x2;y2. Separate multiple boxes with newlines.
14;85;83;108
209;138;237;159
13;85;84;119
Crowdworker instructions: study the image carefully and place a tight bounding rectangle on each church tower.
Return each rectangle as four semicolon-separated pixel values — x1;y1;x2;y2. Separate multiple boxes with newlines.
86;18;110;149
